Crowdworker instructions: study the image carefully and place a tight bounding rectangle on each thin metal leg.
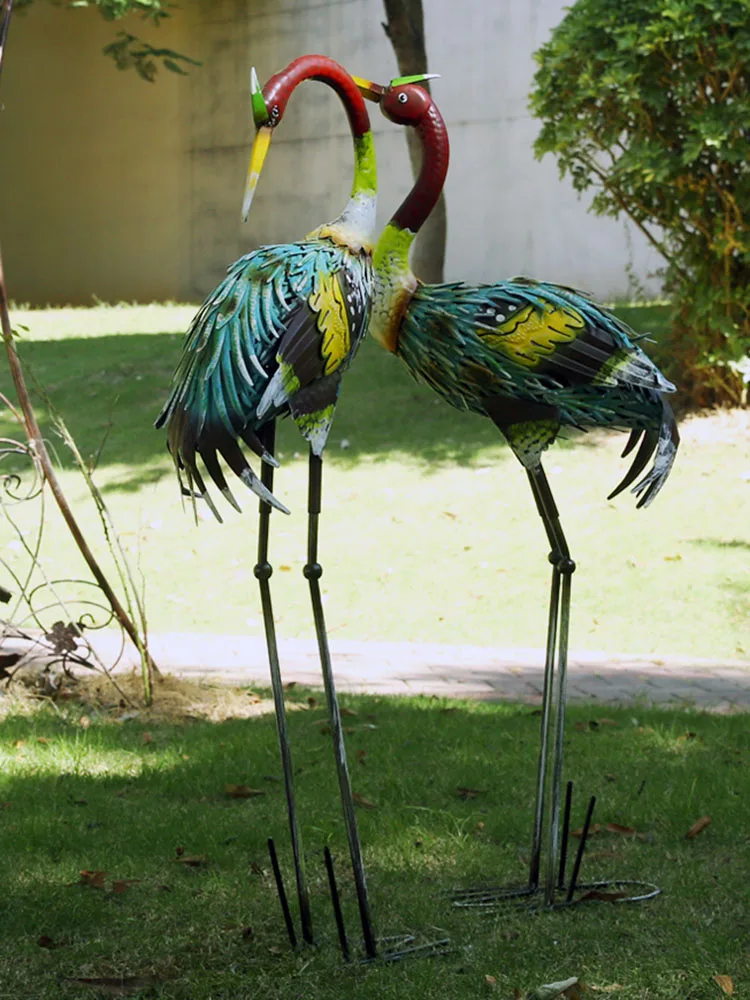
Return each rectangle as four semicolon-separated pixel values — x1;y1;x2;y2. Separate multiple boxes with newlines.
305;448;377;960
268;838;298;949
255;422;313;946
452;463;658;913
566;795;596;903
528;565;560;890
324;847;351;962
545;568;573;906
526;466;575;907
451;464;574;910
558;781;573;891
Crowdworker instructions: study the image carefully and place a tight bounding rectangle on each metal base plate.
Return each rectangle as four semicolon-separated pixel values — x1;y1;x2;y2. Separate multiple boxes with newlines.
451;878;661;910
360;933;453;964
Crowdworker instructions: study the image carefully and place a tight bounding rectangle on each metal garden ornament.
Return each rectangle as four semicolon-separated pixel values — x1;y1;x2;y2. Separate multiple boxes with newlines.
355;76;674;910
158;57;448;963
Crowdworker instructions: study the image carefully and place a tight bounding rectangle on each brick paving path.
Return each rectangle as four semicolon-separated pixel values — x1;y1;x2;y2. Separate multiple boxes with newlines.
88;632;750;712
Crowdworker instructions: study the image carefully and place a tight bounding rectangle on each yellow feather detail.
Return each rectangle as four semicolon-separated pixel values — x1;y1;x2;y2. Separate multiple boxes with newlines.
479;303;584;368
309;270;350;375
309;223;373;255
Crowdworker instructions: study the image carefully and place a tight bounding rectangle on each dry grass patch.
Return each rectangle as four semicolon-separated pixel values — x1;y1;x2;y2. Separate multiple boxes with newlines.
0;670;279;724
74;672;277;723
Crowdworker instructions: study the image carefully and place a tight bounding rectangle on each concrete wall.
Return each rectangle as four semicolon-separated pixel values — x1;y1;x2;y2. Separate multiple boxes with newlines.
0;0;663;306
0;2;194;304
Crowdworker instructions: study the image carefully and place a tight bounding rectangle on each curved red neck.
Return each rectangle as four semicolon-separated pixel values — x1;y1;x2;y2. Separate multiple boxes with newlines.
392;101;449;233
263;55;370;139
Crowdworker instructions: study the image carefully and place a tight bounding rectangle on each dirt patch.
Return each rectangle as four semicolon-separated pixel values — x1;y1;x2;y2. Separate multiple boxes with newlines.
74;672;278;723
0;670;282;723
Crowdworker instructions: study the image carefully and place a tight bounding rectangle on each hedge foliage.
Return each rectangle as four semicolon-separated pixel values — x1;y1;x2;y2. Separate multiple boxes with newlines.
531;0;749;407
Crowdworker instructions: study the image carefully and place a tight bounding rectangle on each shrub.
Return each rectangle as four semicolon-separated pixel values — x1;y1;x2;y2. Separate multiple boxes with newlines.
530;0;749;407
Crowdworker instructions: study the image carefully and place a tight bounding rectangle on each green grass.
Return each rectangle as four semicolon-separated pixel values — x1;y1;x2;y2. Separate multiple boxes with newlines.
0;692;748;998
1;303;748;660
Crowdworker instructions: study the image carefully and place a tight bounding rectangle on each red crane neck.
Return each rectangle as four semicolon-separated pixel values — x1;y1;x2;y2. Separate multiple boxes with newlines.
262;55;371;140
392;101;450;234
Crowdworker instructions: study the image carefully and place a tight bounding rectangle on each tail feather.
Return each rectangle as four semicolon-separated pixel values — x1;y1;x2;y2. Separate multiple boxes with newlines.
198;445;242;513
620;426;643;459
256;367;289;420
174;431;202;523
608;400;679;508
161;405;289;519
180;450;224;524
607;427;658;501
216;437;290;514
631;401;679;509
239;425;278;467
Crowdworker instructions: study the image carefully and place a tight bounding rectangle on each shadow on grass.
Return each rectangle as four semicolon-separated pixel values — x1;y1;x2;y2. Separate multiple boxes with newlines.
0;694;747;996
0;308;668;494
0;694;746;864
688;538;750;552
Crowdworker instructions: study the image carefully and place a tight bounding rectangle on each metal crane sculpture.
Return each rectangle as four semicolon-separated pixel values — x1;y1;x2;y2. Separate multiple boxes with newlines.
357;78;679;908
157;55;380;954
158;57;440;960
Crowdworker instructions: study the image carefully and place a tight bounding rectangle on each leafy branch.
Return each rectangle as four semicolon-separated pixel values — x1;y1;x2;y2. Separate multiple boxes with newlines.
13;0;199;80
530;0;749;407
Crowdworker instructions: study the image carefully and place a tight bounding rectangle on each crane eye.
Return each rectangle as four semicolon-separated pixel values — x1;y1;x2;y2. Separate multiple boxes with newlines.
397;92;408;104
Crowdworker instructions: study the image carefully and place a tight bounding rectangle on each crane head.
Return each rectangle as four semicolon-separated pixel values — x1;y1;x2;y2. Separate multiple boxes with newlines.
352;72;439;106
242;67;274;222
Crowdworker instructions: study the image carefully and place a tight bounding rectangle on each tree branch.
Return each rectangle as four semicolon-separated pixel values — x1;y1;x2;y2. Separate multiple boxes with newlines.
0;0;158;689
0;250;160;685
576;153;690;280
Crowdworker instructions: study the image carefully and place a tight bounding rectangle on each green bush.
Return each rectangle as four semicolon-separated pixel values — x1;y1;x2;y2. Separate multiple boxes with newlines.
530;0;749;408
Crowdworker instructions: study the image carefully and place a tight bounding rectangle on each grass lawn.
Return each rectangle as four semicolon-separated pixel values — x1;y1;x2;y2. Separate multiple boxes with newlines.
0;687;748;999
0;303;748;661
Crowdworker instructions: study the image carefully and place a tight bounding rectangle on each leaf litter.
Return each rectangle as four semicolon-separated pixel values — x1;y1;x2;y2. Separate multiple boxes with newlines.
686;815;712;839
713;974;734;995
353;792;376;809
64;975;158;996
531;978;582;999
225;784;266;799
456;786;486;800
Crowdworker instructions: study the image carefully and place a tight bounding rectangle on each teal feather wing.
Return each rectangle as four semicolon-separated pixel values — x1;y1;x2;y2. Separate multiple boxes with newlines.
399;279;678;507
472;278;674;393
156;239;371;518
257;252;372;454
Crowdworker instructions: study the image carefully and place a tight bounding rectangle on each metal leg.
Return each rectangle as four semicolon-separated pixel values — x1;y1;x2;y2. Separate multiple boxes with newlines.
558;781;574;891
566;795;596;903
526;465;575;907
528;562;560;890
545;570;573;905
268;838;298;949
452;462;659;913
254;422;313;946
451;463;574;909
304;448;377;960
324;847;351;962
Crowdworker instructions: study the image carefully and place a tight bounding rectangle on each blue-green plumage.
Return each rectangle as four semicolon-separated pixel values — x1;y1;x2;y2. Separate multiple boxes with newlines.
395;278;679;507
156;238;371;519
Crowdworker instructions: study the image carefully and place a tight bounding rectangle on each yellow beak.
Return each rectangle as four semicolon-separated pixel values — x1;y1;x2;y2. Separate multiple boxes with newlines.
351;76;385;103
241;125;273;222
